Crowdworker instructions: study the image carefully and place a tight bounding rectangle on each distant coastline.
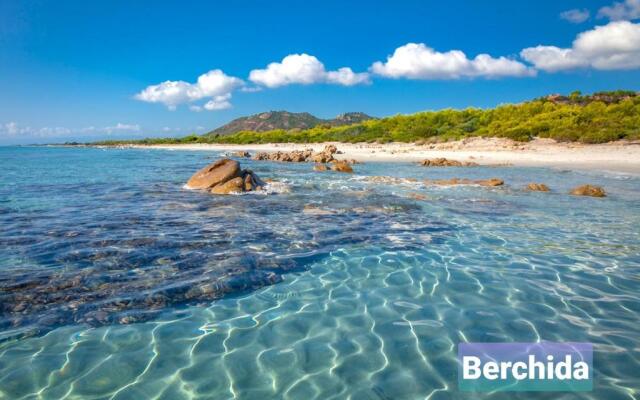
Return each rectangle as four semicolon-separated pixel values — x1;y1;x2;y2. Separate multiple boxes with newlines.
57;90;640;173
82;137;640;174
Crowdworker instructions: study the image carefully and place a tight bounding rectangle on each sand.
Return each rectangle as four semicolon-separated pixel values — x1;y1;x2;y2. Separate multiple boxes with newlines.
108;137;640;174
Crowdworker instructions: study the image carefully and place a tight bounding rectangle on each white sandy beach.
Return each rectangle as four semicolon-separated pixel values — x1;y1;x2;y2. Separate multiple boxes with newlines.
115;137;640;174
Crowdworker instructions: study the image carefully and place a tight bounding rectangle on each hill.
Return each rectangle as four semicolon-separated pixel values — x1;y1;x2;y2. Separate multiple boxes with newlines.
207;111;375;136
92;90;640;145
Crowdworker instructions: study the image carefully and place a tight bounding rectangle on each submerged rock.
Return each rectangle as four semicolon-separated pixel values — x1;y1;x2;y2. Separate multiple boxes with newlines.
408;193;430;201
424;178;504;187
526;183;550;192
420;158;478;167
303;205;336;215
186;158;265;195
570;185;606;197
364;176;419;185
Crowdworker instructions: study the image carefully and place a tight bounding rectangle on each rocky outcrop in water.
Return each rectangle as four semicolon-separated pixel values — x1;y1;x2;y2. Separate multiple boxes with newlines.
186;159;241;189
331;161;354;173
186;159;265;194
526;183;550;192
570;185;606;197
253;144;339;164
420;158;478;167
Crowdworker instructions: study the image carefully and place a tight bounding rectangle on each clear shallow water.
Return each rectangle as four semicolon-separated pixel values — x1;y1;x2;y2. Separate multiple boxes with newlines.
1;146;639;399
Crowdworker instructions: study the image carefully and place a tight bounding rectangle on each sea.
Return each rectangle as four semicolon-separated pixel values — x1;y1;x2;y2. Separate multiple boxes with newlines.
0;146;639;399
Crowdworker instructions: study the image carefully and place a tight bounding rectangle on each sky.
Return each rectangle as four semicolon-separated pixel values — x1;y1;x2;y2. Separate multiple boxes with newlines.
1;0;640;144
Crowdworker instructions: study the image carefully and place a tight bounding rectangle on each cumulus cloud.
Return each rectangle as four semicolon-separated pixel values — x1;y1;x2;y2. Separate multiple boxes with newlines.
370;43;535;79
204;93;233;110
521;21;640;71
135;69;243;110
249;54;370;88
598;0;640;20
325;67;371;86
560;9;591;23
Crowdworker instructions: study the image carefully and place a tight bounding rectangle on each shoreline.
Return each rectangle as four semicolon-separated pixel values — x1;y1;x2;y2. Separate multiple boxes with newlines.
87;137;640;174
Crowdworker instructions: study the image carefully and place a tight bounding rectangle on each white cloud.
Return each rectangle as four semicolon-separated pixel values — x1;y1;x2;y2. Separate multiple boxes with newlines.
248;53;370;88
4;122;20;135
240;86;263;93
370;43;535;79
521;21;640;71
1;122;143;138
204;93;233;110
520;46;588;71
1;122;73;137
560;9;590;23
37;127;72;136
598;0;640;20
325;67;371;86
135;69;243;110
103;123;140;134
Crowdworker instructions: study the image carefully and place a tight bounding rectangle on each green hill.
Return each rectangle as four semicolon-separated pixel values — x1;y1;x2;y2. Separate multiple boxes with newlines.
94;90;640;145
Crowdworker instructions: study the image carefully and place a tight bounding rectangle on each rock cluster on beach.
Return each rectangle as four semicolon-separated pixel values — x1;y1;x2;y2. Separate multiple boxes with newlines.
420;158;479;167
253;144;340;163
252;144;356;173
186;159;265;194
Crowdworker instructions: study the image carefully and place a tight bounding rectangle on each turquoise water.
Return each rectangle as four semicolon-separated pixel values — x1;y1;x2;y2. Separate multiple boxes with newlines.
1;146;639;399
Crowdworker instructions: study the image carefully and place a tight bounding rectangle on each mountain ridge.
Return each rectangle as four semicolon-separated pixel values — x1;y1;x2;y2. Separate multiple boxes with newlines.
206;111;374;136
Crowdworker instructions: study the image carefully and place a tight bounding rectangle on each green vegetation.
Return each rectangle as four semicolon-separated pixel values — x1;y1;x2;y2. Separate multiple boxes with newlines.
93;91;640;146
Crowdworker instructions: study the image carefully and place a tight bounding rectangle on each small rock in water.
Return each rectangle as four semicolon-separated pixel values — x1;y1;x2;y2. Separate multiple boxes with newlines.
526;183;550;192
420;158;478;167
408;192;430;201
570;185;606;197
231;151;251;158
331;161;354;173
186;158;266;195
313;164;328;171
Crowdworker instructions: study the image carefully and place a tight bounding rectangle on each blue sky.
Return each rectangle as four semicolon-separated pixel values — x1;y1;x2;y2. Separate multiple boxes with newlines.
1;0;640;144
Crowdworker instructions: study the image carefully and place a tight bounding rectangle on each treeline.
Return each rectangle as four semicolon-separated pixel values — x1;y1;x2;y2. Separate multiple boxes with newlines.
93;91;640;145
